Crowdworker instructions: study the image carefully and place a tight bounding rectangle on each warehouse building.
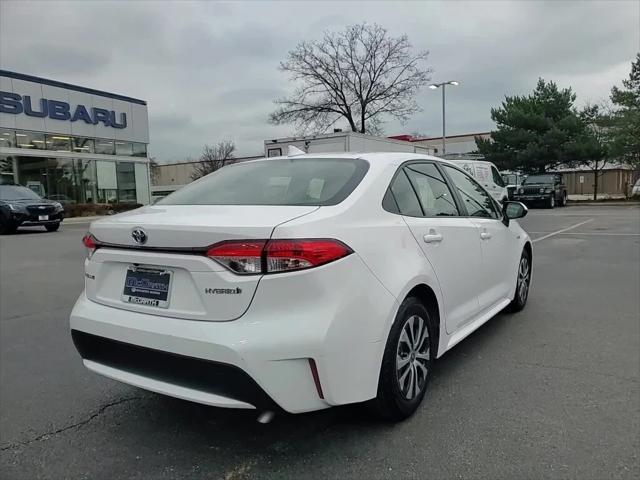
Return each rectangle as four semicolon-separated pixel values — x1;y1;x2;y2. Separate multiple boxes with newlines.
0;70;151;204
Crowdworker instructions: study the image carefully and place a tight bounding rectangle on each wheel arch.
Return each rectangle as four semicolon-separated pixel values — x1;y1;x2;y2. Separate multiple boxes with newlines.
523;240;533;262
405;283;441;359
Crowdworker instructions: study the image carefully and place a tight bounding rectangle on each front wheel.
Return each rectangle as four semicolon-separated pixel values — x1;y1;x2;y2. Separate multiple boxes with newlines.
0;217;17;235
547;195;555;209
368;297;434;421
506;250;532;312
45;222;60;232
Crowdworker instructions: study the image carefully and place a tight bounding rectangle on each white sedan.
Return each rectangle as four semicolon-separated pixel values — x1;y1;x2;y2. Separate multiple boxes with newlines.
71;152;532;421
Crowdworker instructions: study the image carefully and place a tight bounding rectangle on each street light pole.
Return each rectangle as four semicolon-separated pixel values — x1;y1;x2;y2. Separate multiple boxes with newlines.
441;84;446;155
429;80;459;157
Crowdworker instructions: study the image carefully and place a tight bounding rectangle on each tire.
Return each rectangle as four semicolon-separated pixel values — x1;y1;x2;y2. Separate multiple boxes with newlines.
45;222;60;232
547;195;555;209
0;216;17;235
506;249;532;313
368;297;435;421
559;192;567;207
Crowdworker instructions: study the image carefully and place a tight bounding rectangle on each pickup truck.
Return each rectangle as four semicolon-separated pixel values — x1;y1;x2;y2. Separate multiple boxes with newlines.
513;173;567;208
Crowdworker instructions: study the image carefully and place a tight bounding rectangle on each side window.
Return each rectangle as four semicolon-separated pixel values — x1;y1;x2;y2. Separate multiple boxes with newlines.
386;170;423;217
404;163;459;216
491;166;505;187
443;165;499;219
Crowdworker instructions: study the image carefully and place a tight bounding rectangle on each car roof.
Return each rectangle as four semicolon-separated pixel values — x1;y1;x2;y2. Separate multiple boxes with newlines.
249;151;453;167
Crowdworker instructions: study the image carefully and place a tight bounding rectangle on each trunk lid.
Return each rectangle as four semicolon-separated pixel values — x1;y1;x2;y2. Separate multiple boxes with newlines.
85;205;318;321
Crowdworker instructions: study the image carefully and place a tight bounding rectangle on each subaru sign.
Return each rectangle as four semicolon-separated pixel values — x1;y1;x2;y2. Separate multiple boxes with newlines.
0;91;127;129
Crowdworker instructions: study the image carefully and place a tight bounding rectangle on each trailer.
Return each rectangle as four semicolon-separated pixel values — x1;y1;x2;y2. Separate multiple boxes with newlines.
264;131;434;157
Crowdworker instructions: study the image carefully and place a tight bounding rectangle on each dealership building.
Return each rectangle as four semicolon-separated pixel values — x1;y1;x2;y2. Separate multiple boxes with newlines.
0;70;151;204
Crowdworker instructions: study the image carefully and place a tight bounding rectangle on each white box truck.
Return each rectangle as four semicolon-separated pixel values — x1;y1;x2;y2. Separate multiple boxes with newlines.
264;132;434;157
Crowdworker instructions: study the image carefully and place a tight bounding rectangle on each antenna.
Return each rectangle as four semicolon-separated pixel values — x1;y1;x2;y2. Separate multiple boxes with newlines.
287;145;306;157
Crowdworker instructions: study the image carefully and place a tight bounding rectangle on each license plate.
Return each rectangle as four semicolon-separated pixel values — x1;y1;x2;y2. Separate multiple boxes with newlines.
39;215;49;221
122;266;172;308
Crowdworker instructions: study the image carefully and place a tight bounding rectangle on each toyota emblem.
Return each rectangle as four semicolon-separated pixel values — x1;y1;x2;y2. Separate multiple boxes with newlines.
131;228;147;245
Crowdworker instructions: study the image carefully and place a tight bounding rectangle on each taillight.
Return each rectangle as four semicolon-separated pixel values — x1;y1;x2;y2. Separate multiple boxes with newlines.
206;239;352;274
264;239;352;273
206;240;266;274
82;233;99;258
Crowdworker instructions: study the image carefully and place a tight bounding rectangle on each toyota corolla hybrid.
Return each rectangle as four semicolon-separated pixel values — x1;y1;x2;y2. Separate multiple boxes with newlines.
70;152;532;420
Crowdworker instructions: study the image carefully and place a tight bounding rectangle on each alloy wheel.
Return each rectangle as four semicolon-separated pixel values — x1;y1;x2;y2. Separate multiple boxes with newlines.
396;315;430;400
517;256;530;304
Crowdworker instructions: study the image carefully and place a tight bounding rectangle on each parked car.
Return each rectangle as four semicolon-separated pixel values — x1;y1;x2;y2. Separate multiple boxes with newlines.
513;174;567;208
631;178;640;198
71;152;532;421
46;194;77;207
448;160;509;204
0;184;64;234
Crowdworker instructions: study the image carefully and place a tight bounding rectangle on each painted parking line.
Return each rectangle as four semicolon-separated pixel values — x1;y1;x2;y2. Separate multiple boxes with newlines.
531;219;594;243
528;232;640;237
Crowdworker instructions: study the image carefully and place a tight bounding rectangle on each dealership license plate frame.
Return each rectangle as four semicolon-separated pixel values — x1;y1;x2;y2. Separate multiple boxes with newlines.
122;265;173;308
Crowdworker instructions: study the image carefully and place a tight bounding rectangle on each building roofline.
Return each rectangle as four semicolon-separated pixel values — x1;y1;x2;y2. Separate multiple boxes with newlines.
0;69;147;106
408;132;492;142
158;155;263;167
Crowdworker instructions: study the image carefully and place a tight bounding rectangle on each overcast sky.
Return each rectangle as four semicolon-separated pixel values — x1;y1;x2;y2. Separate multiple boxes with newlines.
1;0;638;162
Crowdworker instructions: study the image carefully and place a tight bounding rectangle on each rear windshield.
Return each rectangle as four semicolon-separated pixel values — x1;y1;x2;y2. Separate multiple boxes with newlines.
159;158;369;206
524;175;555;184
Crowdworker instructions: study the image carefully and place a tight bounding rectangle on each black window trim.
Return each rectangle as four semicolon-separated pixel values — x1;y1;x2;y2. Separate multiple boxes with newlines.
382;159;507;221
382;160;465;218
403;162;462;218
440;162;503;221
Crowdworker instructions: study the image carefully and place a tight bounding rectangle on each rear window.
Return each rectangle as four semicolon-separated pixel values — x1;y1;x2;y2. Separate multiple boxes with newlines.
159;158;369;206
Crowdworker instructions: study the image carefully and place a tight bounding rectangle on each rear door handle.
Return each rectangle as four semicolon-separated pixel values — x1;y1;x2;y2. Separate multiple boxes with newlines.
423;233;443;244
480;232;492;240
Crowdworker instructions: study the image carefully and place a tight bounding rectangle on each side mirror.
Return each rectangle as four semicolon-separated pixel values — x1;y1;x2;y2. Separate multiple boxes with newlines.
504;201;528;220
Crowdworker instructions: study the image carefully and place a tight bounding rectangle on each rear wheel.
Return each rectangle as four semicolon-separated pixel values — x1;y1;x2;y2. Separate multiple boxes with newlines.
506;249;532;312
559;192;567;207
45;222;60;232
368;297;434;421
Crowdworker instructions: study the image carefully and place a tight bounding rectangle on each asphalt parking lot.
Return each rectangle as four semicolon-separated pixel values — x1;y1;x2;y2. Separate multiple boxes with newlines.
1;205;639;480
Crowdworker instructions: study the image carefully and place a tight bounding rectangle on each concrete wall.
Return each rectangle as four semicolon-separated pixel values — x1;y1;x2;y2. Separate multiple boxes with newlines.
412;133;490;155
155;162;198;186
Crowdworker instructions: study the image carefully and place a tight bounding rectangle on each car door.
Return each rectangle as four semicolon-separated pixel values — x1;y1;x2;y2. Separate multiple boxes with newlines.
442;164;515;312
385;162;483;334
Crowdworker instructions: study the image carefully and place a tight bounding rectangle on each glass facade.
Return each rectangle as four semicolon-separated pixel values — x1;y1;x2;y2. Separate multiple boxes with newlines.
1;128;146;157
0;129;149;205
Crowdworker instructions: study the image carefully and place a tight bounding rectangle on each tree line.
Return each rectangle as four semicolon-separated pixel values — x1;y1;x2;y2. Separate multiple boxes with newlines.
476;53;639;198
185;23;638;202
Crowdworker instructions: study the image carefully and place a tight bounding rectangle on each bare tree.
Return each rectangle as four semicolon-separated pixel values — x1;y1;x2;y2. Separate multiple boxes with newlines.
190;141;236;181
270;23;432;134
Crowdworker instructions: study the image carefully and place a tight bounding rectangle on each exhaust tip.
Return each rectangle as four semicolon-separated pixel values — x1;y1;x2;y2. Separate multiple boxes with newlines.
257;411;275;424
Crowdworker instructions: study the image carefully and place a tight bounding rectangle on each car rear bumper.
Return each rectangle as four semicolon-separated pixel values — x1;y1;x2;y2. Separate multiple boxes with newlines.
70;254;398;413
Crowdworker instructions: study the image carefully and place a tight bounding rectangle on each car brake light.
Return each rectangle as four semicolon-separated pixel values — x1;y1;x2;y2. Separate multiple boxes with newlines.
264;239;352;273
82;233;98;258
206;239;352;274
206;240;266;274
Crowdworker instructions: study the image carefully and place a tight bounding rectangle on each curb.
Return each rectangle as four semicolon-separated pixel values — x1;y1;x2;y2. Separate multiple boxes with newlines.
567;202;640;207
63;216;103;224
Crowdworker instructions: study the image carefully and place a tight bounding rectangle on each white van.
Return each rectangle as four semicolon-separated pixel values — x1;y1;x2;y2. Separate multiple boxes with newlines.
448;160;509;203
